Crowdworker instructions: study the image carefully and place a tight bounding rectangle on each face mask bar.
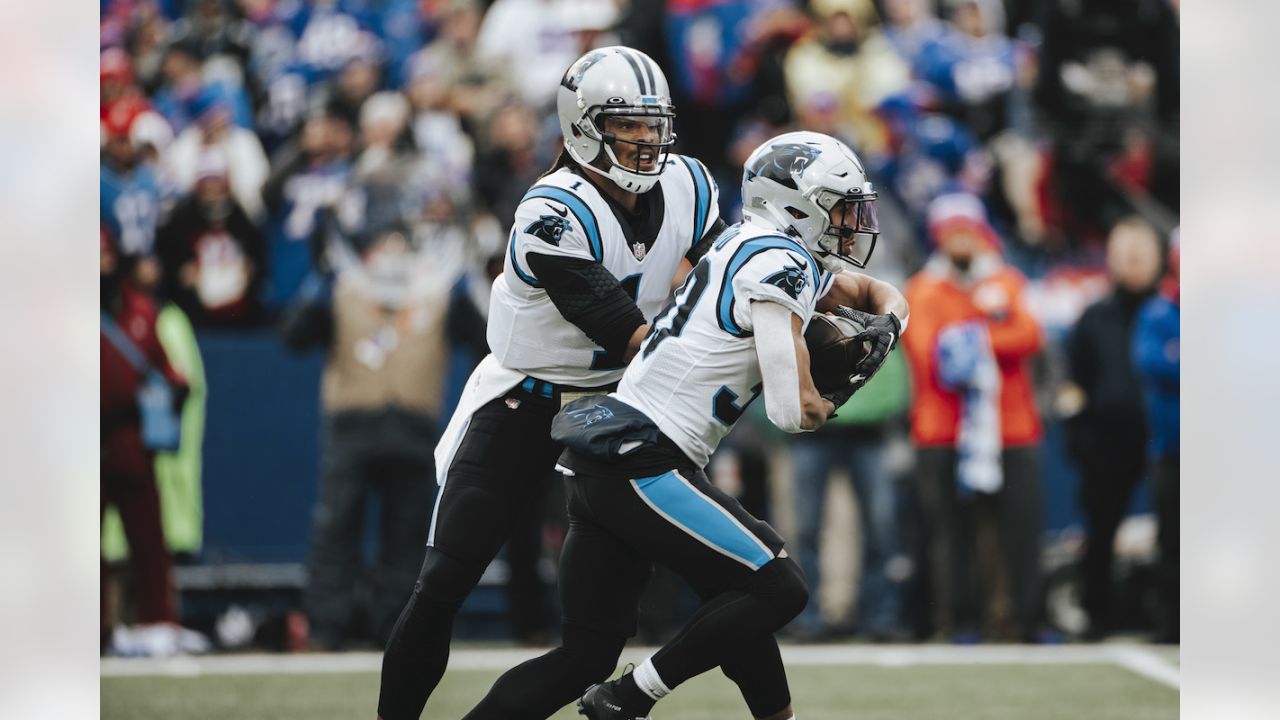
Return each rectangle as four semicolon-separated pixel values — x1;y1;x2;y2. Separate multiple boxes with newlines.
592;109;676;177
816;192;880;268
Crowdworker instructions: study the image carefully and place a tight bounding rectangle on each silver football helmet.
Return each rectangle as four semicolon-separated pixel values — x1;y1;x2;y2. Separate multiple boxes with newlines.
556;46;675;194
741;131;881;272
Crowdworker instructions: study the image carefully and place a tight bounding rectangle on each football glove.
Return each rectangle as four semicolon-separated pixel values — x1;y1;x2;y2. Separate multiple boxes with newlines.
821;377;863;417
834;306;901;389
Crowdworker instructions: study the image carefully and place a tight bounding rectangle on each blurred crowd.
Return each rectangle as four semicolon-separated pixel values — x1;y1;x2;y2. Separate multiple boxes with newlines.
100;0;1179;654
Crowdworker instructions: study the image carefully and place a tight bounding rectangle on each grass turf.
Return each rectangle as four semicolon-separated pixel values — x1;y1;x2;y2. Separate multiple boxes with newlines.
103;663;1177;719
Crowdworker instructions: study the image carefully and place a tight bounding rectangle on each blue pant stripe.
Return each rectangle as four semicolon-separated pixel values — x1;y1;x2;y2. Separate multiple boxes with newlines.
631;471;773;570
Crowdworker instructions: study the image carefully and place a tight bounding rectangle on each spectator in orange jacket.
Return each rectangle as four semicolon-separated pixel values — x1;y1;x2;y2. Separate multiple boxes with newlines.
903;192;1045;642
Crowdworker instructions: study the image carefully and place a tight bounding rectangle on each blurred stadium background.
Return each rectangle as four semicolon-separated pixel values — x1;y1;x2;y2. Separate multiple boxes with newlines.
98;0;1179;716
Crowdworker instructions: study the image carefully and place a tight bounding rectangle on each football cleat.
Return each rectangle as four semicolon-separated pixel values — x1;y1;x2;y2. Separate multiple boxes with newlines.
577;680;652;720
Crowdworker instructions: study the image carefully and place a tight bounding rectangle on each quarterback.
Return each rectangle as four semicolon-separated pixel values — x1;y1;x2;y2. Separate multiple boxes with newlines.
377;45;747;720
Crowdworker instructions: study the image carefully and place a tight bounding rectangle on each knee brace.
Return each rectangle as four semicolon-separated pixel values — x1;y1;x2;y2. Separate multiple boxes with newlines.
748;556;810;627
414;546;487;608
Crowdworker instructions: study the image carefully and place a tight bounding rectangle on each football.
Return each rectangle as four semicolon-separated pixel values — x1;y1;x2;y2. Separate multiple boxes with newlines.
804;313;871;393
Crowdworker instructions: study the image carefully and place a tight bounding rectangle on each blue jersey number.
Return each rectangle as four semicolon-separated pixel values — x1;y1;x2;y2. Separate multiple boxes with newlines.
713;382;762;425
589;273;643;370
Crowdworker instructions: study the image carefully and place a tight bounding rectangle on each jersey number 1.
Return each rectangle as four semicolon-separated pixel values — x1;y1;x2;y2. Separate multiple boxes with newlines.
589;274;643;370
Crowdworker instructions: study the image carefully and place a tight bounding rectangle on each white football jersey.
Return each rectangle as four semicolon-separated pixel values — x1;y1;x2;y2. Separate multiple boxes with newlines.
487;154;720;387
614;220;836;466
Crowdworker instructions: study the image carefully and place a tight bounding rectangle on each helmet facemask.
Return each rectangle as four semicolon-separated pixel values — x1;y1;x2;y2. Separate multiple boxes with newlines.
577;105;675;193
813;189;880;269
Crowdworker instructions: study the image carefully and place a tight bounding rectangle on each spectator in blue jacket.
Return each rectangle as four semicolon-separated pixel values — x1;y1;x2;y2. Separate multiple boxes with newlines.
913;0;1020;142
1133;231;1179;643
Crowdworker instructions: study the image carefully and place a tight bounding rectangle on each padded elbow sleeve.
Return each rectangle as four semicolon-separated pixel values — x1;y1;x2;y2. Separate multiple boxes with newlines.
686;217;728;265
525;253;645;357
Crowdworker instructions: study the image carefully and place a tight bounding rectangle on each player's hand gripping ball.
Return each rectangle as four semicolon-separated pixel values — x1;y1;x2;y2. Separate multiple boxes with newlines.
804;312;872;394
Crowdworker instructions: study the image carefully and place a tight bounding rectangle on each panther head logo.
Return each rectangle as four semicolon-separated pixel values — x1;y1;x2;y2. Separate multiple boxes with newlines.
762;258;809;300
561;49;611;92
566;403;614;428
524;214;572;246
745;142;823;190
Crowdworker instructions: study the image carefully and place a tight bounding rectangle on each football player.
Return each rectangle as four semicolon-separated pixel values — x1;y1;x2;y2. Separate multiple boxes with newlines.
462;131;909;720
377;46;749;720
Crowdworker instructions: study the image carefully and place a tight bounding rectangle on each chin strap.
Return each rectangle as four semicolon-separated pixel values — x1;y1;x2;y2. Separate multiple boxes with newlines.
814;250;853;275
579;151;661;194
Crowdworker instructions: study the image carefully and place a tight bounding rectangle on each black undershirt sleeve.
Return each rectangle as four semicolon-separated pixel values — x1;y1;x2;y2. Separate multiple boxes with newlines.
686;216;728;265
524;252;646;358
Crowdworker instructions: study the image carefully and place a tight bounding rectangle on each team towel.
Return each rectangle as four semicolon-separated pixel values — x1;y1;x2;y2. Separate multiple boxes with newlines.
935;320;1002;495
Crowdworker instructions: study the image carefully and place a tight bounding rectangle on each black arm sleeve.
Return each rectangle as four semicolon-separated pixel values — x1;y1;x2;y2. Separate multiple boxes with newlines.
524;252;646;358
686;216;728;265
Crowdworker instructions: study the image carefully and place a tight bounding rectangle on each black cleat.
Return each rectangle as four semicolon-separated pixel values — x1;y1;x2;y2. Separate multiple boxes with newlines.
577;680;652;720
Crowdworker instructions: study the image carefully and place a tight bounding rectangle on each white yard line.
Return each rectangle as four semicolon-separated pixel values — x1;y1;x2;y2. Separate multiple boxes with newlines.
101;644;1179;686
1107;646;1181;690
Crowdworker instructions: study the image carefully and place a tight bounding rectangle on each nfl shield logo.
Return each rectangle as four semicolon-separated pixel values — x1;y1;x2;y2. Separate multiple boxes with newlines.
632;242;646;261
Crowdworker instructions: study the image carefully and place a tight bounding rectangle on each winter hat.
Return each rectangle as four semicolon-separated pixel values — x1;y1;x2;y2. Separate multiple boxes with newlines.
926;192;1001;252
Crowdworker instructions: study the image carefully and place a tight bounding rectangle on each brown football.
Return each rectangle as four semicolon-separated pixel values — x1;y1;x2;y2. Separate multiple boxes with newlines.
804;314;871;393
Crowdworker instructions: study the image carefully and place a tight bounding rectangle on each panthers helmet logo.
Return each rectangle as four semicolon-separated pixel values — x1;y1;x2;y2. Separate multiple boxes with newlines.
761;258;808;300
524;213;572;246
561;49;610;91
566;403;614;428
745;142;823;190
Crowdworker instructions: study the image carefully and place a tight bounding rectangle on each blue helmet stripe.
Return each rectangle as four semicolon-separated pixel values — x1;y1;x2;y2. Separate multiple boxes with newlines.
680;156;710;249
618;48;650;95
716;236;819;336
522;186;603;262
633;49;657;96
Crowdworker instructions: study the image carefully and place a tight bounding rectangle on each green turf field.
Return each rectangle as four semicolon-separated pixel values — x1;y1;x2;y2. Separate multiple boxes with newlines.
102;648;1178;720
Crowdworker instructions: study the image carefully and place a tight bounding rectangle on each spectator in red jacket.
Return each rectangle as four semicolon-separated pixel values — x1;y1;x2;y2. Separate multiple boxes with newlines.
101;228;202;656
903;193;1045;642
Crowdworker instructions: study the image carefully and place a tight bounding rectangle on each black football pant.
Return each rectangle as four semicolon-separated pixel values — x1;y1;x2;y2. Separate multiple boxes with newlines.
463;465;806;720
376;384;796;720
378;384;564;720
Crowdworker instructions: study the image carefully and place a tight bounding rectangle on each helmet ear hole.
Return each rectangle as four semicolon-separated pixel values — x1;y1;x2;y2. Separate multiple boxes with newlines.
785;206;809;220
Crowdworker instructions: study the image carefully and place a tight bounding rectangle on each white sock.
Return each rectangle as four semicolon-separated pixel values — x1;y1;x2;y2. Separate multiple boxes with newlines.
632;657;671;701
